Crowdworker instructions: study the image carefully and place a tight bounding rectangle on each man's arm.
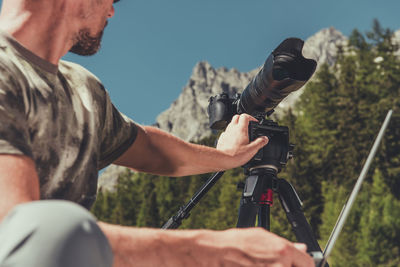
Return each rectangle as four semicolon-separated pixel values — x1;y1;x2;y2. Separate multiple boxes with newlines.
99;222;314;267
114;114;269;176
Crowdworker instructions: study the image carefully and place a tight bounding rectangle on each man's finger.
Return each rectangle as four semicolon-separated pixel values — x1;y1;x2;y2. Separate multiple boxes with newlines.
293;243;307;253
231;114;240;124
291;244;315;267
247;136;269;151
238;114;258;128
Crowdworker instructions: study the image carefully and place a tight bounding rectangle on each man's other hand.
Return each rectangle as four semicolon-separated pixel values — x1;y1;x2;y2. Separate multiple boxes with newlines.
100;223;315;267
196;227;315;267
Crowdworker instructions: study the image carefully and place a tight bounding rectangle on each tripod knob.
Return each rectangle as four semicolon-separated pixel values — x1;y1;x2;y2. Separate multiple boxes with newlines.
287;151;294;160
287;143;295;160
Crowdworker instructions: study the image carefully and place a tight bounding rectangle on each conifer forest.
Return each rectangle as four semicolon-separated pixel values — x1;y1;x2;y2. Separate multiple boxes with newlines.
92;21;400;266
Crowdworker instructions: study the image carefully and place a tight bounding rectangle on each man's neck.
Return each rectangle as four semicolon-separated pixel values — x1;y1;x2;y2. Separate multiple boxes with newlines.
0;1;74;65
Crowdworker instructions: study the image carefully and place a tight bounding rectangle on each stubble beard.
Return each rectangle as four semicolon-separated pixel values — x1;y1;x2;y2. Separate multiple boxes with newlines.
69;26;106;56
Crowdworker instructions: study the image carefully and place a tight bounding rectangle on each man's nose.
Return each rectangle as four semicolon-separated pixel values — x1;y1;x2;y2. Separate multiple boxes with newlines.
108;5;115;18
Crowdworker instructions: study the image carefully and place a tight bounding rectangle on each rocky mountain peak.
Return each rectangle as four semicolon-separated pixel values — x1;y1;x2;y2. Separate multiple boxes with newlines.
154;61;258;142
302;27;348;67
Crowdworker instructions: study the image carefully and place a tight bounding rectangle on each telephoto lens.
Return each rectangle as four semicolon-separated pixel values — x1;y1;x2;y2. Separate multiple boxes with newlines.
237;38;317;115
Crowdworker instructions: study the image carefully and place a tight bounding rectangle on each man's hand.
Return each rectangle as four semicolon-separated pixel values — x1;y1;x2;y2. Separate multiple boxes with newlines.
100;223;315;267
199;228;314;267
216;114;269;168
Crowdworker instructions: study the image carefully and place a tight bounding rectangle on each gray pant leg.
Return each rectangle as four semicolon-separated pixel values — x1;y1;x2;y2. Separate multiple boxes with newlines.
0;200;113;267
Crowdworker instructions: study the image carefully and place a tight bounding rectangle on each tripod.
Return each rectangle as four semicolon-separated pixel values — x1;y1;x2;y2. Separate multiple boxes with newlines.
162;119;326;265
236;166;322;253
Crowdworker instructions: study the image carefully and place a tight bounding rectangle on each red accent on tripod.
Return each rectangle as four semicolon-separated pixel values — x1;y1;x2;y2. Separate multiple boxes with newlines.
259;189;273;206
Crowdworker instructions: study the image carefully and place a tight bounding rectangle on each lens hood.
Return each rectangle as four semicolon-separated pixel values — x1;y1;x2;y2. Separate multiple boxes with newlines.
238;38;317;115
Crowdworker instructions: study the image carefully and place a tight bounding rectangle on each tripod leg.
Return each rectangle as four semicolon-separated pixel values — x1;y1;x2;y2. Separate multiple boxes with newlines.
162;171;225;229
236;197;259;228
236;174;266;228
258;205;270;230
237;172;275;228
277;179;325;255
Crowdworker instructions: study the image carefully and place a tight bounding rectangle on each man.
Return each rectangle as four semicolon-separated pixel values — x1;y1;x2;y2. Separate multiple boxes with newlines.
0;0;315;266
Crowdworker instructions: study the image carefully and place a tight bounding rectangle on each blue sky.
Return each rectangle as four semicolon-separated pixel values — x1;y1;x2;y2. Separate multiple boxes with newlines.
3;0;400;125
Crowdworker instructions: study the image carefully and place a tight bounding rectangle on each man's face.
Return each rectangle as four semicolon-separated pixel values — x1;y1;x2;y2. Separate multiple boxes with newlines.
69;0;116;56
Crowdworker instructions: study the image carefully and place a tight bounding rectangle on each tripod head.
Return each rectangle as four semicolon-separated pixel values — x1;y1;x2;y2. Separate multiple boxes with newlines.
244;119;294;175
239;118;294;209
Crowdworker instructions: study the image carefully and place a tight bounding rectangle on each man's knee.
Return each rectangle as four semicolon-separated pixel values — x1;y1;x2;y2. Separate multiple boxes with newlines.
0;200;113;267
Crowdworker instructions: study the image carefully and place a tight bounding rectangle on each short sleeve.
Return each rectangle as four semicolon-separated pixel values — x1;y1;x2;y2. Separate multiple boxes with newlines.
98;90;138;170
0;64;32;158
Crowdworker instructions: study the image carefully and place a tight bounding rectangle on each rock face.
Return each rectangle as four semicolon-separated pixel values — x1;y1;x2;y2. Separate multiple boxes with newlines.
155;63;259;142
302;27;348;68
393;29;400;57
280;27;348;111
98;165;130;192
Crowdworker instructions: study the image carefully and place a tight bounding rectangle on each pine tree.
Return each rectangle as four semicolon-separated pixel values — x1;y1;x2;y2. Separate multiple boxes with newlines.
296;20;400;265
278;109;324;238
110;170;142;225
357;169;400;266
155;176;185;226
208;168;243;230
136;174;161;227
91;189;117;223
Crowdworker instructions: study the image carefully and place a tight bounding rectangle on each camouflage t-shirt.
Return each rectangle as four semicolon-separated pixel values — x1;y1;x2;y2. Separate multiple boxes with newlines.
0;31;138;209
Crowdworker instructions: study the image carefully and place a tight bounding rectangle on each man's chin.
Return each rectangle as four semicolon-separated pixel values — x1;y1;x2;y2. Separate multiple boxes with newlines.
70;29;103;56
69;45;100;56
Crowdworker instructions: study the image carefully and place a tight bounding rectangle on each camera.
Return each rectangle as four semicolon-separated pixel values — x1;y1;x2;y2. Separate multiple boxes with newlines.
208;37;316;129
207;38;316;171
